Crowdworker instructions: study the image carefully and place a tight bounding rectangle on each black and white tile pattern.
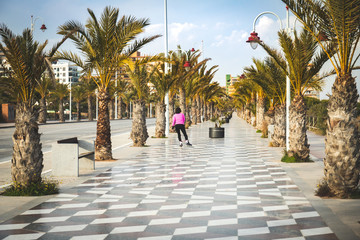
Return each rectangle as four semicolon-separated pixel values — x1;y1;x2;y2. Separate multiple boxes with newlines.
0;118;338;240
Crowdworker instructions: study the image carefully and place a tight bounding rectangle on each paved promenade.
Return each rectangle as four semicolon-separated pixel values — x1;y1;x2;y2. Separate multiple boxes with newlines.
0;115;359;239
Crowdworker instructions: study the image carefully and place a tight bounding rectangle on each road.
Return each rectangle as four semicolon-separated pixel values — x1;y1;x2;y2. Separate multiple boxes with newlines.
0;118;156;163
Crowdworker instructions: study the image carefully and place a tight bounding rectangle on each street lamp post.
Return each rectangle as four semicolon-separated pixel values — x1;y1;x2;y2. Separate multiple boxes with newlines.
246;7;291;152
95;89;98;120
30;15;47;34
69;81;72;121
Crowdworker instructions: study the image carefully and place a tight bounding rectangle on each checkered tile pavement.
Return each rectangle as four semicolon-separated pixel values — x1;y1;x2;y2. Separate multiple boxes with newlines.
0;117;338;240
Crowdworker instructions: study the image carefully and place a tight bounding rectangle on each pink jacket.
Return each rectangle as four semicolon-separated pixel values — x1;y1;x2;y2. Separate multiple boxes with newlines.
172;113;185;126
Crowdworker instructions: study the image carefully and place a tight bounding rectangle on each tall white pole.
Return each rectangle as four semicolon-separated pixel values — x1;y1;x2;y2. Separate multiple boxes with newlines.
95;89;98;120
69;81;72;121
115;71;118;119
164;0;170;136
285;7;290;152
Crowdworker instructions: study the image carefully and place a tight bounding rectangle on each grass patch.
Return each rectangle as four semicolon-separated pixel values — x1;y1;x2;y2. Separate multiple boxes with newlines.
281;150;313;163
2;178;59;196
256;130;262;133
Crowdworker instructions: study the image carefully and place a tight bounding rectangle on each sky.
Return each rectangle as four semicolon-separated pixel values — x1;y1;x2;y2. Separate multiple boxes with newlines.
1;0;359;100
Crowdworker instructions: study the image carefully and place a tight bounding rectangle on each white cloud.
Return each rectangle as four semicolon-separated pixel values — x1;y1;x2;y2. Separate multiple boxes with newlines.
169;22;198;43
211;30;248;47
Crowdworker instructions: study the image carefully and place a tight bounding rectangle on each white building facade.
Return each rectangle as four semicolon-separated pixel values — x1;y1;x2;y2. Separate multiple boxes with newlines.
52;61;80;84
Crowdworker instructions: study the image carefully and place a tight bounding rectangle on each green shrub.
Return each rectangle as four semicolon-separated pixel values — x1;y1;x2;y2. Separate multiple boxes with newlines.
315;179;335;197
281;150;313;163
1;178;59;196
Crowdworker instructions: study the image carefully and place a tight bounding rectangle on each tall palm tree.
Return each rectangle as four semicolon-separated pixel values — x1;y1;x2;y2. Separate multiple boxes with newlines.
260;29;331;161
35;76;54;124
56;6;160;160
0;24;69;186
52;82;69;122
283;0;360;197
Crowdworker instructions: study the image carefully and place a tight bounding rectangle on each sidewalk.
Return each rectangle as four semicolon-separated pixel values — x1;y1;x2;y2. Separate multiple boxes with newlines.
0;115;359;240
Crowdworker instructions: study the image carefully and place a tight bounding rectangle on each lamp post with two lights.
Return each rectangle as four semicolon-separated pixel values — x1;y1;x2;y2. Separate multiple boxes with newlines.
246;7;291;151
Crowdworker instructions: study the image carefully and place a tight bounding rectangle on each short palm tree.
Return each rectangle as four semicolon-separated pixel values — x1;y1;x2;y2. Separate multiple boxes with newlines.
260;29;331;161
283;0;360;197
152;62;177;137
0;24;69;186
56;6;160;160
126;56;159;146
80;71;97;121
35;76;54;124
71;83;85;121
114;78;129;119
52;82;69;122
244;58;287;146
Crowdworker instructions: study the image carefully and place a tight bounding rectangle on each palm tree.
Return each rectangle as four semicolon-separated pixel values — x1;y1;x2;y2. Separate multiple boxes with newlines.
244;58;287;146
152;62;177;137
170;47;208;120
52;82;69;122
260;29;331;161
114;79;130;119
56;6;160;160
283;0;360;197
35;76;54;124
80;71;97;121
71;83;85;121
125;56;159;146
0;24;69;187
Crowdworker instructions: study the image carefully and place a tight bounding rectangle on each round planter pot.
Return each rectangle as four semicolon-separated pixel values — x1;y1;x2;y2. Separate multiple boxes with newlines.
209;127;225;138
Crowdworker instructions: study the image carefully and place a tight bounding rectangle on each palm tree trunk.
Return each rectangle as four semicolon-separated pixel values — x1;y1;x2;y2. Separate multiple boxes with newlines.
179;87;186;115
95;90;112;160
203;102;208;121
271;104;286;147
155;102;166;138
87;95;93;121
257;96;265;131
12;103;43;186
169;97;175;133
76;102;81;122
324;74;360;197
185;100;191;127
125;102;129;119
59;99;65;122
288;95;309;161
109;100;114;120
197;96;202;124
38;97;47;124
191;97;197;125
118;97;123;119
131;100;148;146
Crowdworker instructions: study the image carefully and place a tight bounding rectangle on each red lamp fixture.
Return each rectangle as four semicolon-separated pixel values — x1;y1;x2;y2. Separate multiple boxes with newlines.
40;24;47;32
183;61;191;71
318;31;329;42
246;31;261;49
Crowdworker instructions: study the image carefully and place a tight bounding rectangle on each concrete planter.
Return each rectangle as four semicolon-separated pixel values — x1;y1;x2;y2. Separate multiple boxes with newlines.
209;127;225;138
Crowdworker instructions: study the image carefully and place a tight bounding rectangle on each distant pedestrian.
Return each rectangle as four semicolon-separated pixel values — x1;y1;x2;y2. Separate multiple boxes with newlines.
172;107;192;147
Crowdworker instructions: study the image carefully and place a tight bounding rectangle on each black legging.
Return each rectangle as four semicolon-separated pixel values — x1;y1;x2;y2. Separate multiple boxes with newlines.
175;124;188;142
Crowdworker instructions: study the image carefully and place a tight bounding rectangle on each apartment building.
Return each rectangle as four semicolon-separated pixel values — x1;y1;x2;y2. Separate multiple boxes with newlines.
226;74;240;96
52;61;80;84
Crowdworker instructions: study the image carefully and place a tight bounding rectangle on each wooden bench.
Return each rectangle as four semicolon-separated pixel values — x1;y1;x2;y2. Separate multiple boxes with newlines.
52;137;95;177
